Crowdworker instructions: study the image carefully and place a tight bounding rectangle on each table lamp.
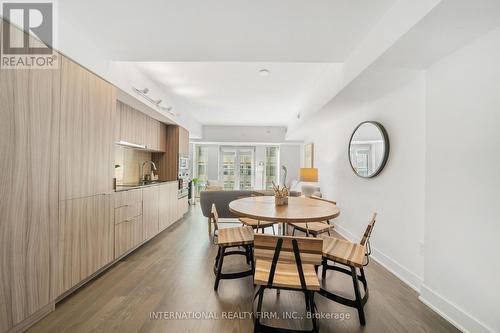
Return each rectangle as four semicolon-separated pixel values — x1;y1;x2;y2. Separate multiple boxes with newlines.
300;168;318;197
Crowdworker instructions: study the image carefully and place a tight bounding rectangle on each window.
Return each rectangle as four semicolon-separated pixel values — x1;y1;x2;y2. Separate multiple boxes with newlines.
195;145;209;181
265;147;279;190
238;148;254;190
220;146;255;190
221;149;236;190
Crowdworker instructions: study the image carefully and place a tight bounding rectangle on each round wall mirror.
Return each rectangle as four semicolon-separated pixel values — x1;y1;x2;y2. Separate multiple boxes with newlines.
348;121;389;178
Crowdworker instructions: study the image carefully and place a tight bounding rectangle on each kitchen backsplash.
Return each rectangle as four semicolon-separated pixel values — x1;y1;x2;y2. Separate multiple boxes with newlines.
115;145;154;184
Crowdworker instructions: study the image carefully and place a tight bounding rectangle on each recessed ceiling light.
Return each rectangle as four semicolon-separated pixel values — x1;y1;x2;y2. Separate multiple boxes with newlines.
259;69;270;76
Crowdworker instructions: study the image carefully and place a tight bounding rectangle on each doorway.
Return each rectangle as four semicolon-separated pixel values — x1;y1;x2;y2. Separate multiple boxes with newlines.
220;146;255;190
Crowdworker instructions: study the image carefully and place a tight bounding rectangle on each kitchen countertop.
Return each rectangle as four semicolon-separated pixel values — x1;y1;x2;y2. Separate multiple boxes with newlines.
115;180;177;192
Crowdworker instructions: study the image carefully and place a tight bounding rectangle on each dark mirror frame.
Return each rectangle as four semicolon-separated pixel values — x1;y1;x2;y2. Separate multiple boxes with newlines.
348;121;390;178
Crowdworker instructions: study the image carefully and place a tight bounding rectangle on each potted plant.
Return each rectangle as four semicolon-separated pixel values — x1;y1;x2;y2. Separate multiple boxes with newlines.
191;178;201;204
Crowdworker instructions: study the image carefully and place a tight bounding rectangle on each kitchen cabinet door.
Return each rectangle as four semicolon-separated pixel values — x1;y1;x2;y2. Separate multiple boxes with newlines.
58;194;114;296
114;216;143;258
159;123;167;152
118;101;148;146
169;182;179;223
147;117;160;151
142;186;159;241
158;184;171;231
177;196;189;220
59;56;116;200
0;42;60;329
179;126;190;156
114;188;142;209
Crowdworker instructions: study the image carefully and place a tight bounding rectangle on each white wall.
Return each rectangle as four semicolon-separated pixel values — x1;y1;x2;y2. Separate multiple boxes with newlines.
293;28;500;333
280;145;301;186
422;28;500;333
201;126;288;143
299;73;426;288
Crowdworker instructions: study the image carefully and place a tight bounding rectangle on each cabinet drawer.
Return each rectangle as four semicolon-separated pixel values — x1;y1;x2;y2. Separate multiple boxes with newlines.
114;189;142;208
114;216;143;258
114;201;142;224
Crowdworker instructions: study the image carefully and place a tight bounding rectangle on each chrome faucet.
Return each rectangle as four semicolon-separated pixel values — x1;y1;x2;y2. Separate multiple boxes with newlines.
140;160;157;183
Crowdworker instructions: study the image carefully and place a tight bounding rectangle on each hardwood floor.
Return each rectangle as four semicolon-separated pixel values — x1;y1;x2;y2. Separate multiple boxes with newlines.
29;205;459;333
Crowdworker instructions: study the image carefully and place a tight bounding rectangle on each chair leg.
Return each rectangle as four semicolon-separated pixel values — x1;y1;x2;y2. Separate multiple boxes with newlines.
360;267;367;285
351;266;366;325
254;286;265;332
292;227;296;236
249;246;255;274
245;245;251;265
304;292;310;311
272;226;276;235
214;247;221;273
321;257;328;280
208;217;212;237
214;247;225;291
310;292;318;332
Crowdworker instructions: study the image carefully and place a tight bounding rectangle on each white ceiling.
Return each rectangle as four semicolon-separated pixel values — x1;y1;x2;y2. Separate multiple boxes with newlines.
55;0;500;130
374;0;500;69
59;0;396;62
130;61;342;125
56;0;398;127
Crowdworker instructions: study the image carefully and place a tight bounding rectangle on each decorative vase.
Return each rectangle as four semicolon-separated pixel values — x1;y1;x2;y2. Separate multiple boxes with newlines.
275;196;288;206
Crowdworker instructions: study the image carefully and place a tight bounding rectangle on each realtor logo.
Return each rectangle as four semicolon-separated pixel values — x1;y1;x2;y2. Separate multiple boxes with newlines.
1;1;57;69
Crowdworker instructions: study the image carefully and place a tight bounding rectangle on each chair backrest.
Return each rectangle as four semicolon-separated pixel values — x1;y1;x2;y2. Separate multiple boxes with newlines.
210;203;219;232
310;195;337;206
311;196;337;225
360;213;377;246
253;234;323;266
254;234;323;289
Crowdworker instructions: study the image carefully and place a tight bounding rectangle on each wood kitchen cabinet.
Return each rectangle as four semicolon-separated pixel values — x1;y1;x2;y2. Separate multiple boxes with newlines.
114;216;143;258
159;182;179;230
59;56;117;200
159;122;168;152
117;100;167;152
142;186;160;241
58;194;114;296
118;100;147;146
153;125;190;181
0;20;61;331
114;189;143;258
0;19;184;333
177;196;189;220
178;126;190;156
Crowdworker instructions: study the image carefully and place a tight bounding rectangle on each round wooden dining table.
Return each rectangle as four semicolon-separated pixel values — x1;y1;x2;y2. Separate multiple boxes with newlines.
229;196;340;235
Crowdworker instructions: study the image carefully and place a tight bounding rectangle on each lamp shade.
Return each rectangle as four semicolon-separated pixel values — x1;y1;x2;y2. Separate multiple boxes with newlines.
299;168;318;182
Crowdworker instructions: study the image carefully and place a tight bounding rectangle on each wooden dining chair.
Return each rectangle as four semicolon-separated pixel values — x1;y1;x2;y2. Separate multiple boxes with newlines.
318;213;377;326
290;196;337;237
239;217;276;234
211;204;255;291
253;234;323;333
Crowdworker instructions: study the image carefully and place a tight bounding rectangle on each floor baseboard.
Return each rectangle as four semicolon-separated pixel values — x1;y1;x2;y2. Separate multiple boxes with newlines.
7;302;54;333
334;223;495;333
419;285;496;333
334;224;423;292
